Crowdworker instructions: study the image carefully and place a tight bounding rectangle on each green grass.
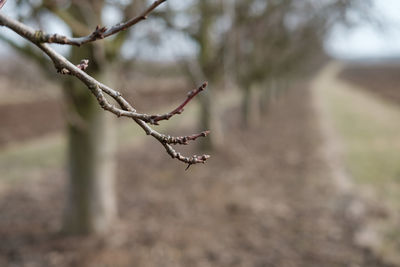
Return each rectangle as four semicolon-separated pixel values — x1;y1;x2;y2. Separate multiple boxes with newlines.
314;63;400;264
0;135;66;182
321;80;400;195
0;85;242;184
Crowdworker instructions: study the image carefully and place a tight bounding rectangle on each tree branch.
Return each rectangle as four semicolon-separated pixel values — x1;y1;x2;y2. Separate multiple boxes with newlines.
21;0;166;46
0;10;211;167
147;82;208;125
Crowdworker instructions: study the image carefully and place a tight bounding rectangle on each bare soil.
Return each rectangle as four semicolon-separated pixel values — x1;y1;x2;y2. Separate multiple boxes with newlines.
0;84;393;267
0;81;188;148
0;99;63;147
339;63;400;104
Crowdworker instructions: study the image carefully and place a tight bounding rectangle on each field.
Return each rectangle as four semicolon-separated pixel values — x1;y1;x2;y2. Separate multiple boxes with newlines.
339;63;400;105
333;62;400;263
0;61;398;266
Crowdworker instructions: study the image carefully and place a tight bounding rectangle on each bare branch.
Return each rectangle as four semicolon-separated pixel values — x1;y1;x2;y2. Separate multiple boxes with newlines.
148;82;208;125
84;73;209;126
162;131;211;145
21;0;166;46
0;11;211;167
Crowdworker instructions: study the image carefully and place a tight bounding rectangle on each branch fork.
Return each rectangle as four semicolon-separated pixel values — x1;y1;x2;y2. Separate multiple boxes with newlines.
16;0;167;47
0;0;211;167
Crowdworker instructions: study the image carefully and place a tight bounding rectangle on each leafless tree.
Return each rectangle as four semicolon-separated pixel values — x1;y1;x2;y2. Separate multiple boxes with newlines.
231;0;372;126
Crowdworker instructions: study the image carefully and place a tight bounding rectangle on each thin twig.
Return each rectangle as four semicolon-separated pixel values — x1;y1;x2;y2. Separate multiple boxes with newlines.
148;82;208;125
24;0;166;46
91;78;209;125
0;11;211;166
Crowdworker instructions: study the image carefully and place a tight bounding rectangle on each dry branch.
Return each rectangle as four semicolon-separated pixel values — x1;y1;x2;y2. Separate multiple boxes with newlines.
23;0;166;46
0;2;211;167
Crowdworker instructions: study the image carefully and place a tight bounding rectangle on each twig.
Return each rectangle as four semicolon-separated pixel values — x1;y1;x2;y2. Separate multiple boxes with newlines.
91;79;209;125
85;72;208;126
148;82;208;125
23;0;166;46
0;10;211;167
162;131;211;145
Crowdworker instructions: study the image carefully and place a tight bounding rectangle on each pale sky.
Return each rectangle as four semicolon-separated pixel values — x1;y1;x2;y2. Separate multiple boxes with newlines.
326;0;400;59
1;0;400;60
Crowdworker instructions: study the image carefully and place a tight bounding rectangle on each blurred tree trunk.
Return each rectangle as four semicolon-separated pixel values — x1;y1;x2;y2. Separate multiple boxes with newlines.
241;83;261;128
197;0;222;150
260;79;278;115
242;86;251;127
260;83;272;115
198;88;222;150
62;44;117;235
1;1;118;235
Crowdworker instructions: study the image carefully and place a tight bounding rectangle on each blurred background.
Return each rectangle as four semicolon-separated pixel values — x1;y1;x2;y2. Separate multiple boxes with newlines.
1;0;400;266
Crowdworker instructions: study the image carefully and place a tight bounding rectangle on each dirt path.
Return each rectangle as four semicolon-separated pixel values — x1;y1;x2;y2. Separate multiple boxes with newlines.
313;62;400;265
0;67;393;266
311;62;352;193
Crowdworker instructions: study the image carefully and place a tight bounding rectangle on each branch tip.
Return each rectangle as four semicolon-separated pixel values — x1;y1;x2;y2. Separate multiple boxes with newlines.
0;6;211;168
147;82;209;125
202;130;211;137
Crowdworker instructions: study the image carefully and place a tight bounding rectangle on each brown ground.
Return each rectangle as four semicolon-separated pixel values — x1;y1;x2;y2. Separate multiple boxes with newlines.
0;80;187;148
0;99;63;147
339;63;400;104
0;83;393;266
